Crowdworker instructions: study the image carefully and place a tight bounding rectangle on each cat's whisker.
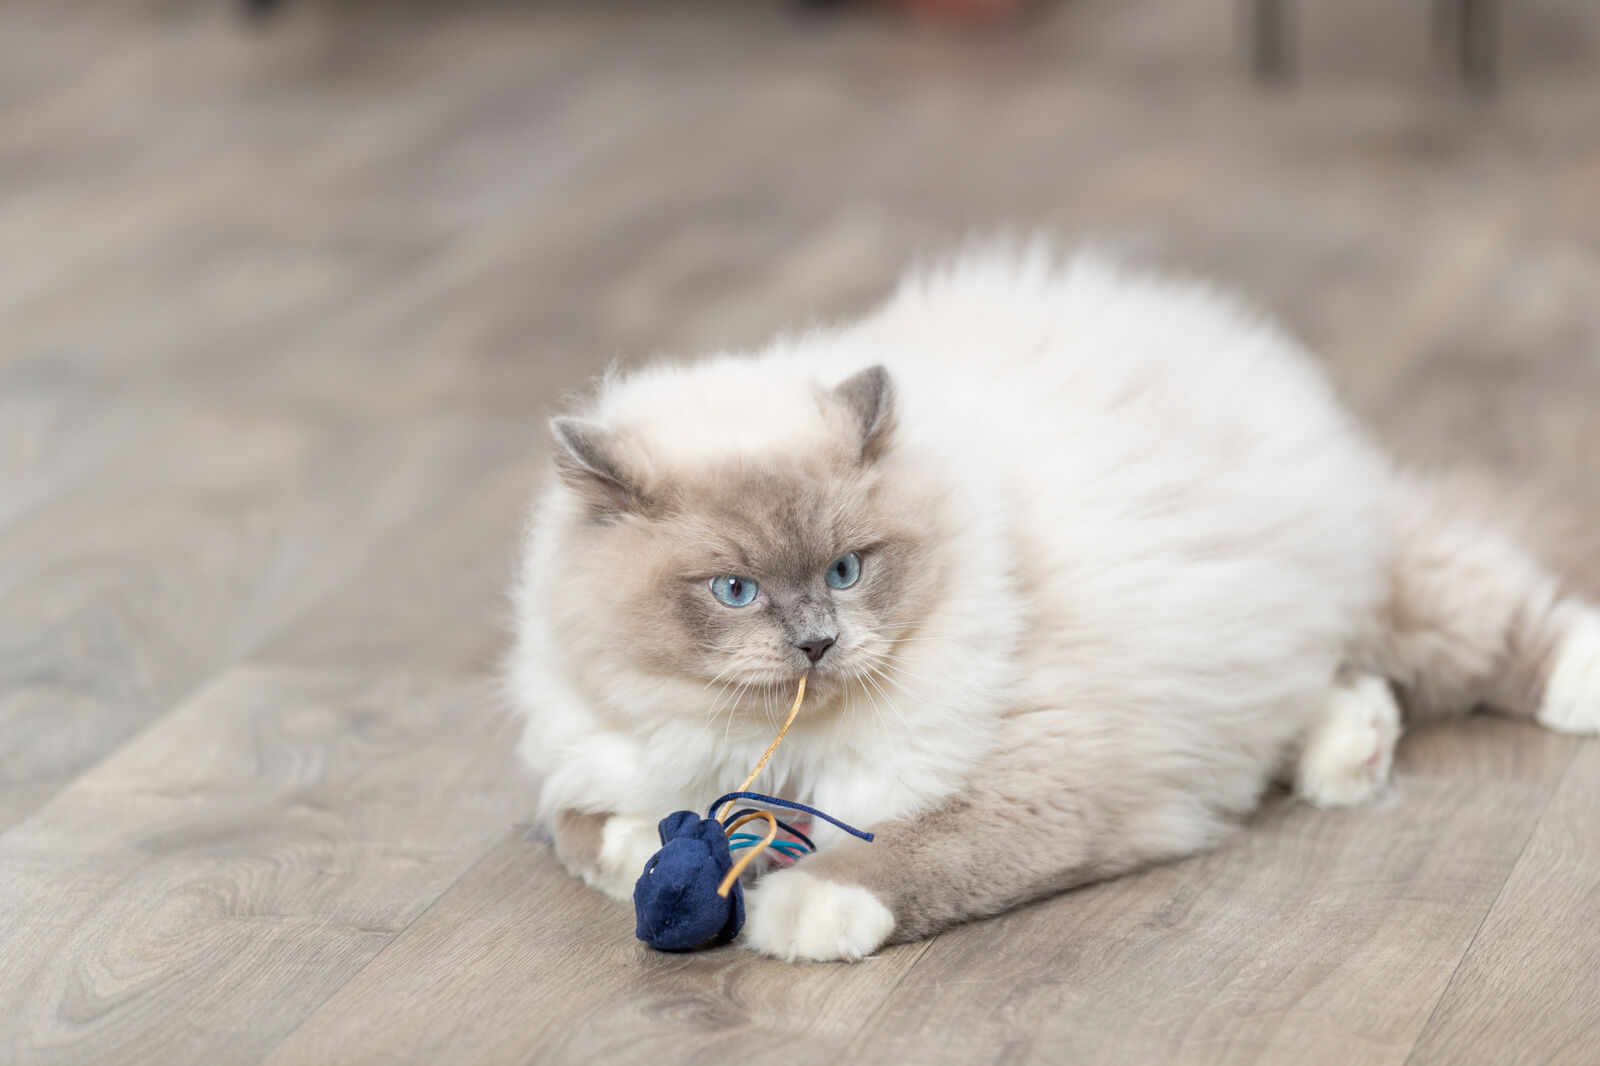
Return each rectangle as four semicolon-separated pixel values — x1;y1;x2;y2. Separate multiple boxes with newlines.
867;654;960;692
850;666;894;742
852;668;912;784
859;622;925;636
719;677;756;752
871;646;984;688
863;660;990;738
688;658;769;749
697;660;746;700
857;664;927;746
705;663;763;723
702;663;752;721
760;684;778;736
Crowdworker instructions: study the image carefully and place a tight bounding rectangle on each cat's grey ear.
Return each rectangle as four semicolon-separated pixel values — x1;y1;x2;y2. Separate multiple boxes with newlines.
550;417;644;514
833;365;895;462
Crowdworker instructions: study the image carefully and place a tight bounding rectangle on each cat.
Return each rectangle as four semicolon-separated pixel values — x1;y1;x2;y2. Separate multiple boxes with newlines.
507;245;1600;962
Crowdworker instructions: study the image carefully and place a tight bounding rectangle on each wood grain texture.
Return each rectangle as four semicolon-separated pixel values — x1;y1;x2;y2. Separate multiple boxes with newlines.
1394;715;1583;785
260;840;932;1066
0;408;526;832
0;666;526;1066
1407;744;1600;1066
837;780;1554;1066
253;438;547;678
2;0;1598;1063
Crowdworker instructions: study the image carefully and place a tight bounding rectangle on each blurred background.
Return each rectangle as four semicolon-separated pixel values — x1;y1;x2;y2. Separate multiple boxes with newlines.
7;0;1600;854
8;0;1599;450
9;0;1599;596
8;0;1600;831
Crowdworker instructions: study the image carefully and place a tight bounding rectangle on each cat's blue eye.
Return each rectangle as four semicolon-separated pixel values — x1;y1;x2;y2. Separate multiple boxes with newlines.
710;575;758;607
825;551;861;589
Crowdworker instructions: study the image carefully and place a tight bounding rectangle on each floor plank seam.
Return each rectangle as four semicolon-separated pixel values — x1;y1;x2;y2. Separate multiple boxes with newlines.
831;935;942;1061
251;835;540;1065
0;445;519;837
1397;762;1571;1066
0;665;241;845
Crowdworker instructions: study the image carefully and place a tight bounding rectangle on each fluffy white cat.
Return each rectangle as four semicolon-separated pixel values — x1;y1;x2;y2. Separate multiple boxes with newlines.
508;247;1600;961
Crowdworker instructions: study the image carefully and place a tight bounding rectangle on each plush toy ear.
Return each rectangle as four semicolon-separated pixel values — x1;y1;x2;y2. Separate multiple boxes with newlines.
832;364;895;462
550;417;645;515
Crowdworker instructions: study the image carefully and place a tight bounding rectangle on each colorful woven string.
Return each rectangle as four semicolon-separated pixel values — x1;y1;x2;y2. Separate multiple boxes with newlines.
706;676;875;898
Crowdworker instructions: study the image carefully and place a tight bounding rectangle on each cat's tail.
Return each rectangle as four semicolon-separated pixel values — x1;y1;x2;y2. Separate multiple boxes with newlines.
1370;472;1599;733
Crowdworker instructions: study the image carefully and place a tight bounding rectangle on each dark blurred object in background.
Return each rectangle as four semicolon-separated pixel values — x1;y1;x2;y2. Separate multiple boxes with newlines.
1250;0;1500;92
238;0;1512;94
882;0;1033;22
245;0;1044;23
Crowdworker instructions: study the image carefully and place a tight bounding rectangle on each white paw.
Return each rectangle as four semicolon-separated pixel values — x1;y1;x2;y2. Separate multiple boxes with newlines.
1539;613;1600;735
742;869;895;962
585;814;662;902
1297;675;1402;808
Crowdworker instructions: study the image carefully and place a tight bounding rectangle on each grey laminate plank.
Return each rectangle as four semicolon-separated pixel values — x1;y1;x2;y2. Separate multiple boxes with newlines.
259;837;931;1066
254;444;546;677
1395;714;1583;785
0;407;518;831
1406;744;1600;1066
0;373;186;536
0;665;526;1066
839;779;1553;1066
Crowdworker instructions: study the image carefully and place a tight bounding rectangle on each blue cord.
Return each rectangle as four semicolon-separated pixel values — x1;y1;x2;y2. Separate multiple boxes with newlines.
709;791;875;843
719;807;817;851
728;837;808;857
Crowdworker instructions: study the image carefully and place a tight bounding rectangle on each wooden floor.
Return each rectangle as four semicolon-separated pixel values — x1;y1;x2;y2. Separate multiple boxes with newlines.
3;1;1598;1063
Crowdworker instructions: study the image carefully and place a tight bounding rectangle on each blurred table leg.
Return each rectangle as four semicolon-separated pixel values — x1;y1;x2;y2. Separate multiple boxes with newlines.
1249;0;1292;84
1460;0;1497;94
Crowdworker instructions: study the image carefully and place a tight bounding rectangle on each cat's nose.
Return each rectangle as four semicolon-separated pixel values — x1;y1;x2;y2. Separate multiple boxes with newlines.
795;636;835;663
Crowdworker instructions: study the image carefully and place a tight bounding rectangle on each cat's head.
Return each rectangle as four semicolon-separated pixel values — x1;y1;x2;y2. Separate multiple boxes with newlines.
541;363;939;710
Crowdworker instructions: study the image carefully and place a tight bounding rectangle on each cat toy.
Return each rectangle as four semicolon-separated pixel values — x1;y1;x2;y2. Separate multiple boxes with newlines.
632;676;875;951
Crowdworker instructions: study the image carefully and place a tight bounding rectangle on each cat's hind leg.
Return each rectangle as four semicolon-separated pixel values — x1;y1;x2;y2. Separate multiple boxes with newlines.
1294;673;1401;808
1539;612;1600;734
1377;475;1600;733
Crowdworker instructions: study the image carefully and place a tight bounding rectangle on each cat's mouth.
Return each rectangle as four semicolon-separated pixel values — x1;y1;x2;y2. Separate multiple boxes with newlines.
716;655;857;701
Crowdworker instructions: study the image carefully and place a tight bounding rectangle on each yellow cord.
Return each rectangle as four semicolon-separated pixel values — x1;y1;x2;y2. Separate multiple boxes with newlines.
717;811;778;897
712;675;808;895
715;675;806;822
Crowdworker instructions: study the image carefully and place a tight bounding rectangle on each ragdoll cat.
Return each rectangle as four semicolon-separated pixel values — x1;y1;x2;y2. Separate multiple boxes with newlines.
508;248;1600;962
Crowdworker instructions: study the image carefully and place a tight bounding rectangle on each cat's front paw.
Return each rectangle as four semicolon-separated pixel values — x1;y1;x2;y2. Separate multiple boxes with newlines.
742;869;895;962
1539;612;1600;735
573;814;661;903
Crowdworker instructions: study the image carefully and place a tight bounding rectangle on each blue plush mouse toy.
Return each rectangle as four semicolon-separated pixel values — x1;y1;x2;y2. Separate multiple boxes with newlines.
631;809;745;951
629;679;876;952
632;791;873;952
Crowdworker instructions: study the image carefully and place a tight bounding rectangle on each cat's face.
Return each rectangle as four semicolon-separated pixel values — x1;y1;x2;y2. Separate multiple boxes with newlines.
547;366;937;708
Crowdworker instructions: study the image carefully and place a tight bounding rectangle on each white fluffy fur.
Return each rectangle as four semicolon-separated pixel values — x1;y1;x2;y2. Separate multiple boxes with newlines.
742;870;896;962
510;246;1590;959
515;249;1386;828
1295;675;1401;807
589;815;662;901
1538;610;1600;734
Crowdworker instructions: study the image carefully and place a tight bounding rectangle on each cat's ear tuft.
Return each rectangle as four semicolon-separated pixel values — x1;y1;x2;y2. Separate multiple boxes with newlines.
833;365;895;462
550;417;645;515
